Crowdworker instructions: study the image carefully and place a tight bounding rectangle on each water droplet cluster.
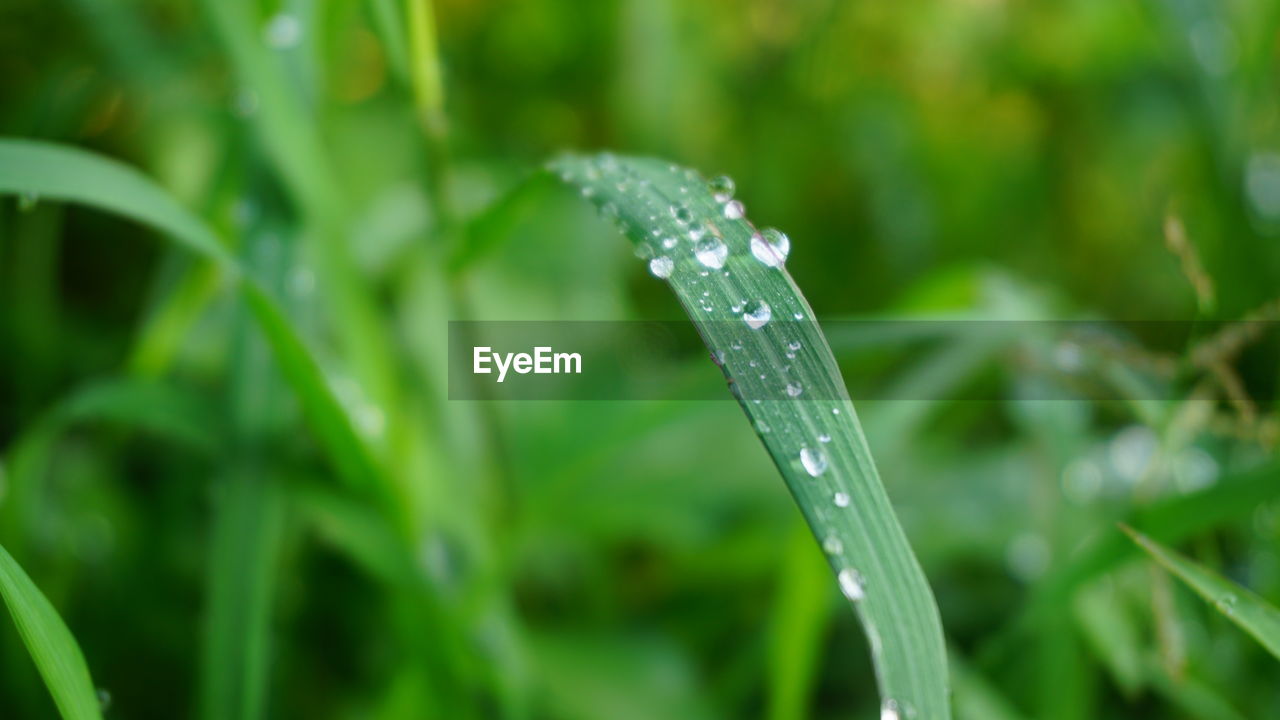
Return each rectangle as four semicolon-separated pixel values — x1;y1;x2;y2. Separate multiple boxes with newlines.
552;155;871;620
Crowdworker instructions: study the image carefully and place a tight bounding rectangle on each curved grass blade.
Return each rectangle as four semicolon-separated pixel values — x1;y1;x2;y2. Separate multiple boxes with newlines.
0;543;103;720
1121;525;1280;661
550;154;950;718
0;138;381;490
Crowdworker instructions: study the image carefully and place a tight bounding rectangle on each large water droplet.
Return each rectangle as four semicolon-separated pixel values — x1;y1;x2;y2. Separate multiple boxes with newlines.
785;382;803;397
694;237;728;269
833;491;850;508
649;256;674;278
723;199;745;219
710;174;735;202
687;221;707;242
800;447;828;477
742;300;772;329
838;568;865;601
880;699;901;720
750;228;790;267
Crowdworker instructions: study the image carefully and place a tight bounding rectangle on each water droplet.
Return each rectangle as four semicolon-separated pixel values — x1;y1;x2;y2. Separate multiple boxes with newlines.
822;535;843;555
688;221;707;242
694;237;728;269
730;299;746;313
787;340;802;352
662;236;678;249
742;300;772;329
649;256;674;278
670;204;692;225
1216;593;1238;615
750;228;791;267
785;382;803;397
755;419;770;434
832;407;841;415
265;12;303;48
97;688;112;711
723;199;745;219
880;699;901;720
634;243;654;260
818;433;831;443
838;567;865;601
800;447;828;477
834;491;850;508
793;312;804;320
709;174;735;202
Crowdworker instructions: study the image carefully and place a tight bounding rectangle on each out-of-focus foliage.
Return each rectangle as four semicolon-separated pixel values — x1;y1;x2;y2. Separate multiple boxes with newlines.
1;0;1278;718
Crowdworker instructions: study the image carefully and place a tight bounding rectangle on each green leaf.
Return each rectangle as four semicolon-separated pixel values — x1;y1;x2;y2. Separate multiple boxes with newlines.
1121;525;1280;661
0;543;103;720
0;138;382;491
550;153;950;718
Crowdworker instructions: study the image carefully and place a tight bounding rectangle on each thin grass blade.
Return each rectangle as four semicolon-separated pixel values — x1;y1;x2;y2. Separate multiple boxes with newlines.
1121;525;1280;661
0;139;382;490
550;153;950;718
0;543;103;720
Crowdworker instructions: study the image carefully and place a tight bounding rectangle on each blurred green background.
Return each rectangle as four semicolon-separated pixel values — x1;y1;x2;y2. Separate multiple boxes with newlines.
2;0;1279;718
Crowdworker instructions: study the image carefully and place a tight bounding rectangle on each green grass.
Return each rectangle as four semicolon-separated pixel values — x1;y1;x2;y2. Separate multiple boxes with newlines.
1123;526;1280;661
551;153;949;719
0;543;102;720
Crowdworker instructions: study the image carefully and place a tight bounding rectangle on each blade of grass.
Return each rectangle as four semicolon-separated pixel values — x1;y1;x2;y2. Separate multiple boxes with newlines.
0;138;381;491
0;543;103;720
551;153;949;718
1121;525;1280;660
202;473;285;720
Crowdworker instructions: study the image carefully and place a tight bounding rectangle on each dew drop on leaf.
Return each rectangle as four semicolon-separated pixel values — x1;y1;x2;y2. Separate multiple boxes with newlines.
838;567;866;601
709;174;735;202
834;491;850;507
694;237;728;269
749;228;790;267
649;256;674;278
800;447;828;477
785;381;803;397
723;199;745;219
822;535;843;555
742;300;772;329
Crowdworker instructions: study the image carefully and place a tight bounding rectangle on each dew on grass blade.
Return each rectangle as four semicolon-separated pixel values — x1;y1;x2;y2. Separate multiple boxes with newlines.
742;300;771;329
785;382;803;397
750;228;790;267
723;199;745;219
881;699;902;720
834;491;850;508
823;535;844;555
838;567;866;601
800;447;828;477
709;174;735;202
649;256;674;278
694;237;727;269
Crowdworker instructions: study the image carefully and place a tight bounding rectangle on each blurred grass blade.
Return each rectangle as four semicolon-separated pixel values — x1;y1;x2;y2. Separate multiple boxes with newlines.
0;139;232;267
1121;525;1280;660
0;138;382;490
0;543;103;720
550;153;950;718
203;474;285;720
